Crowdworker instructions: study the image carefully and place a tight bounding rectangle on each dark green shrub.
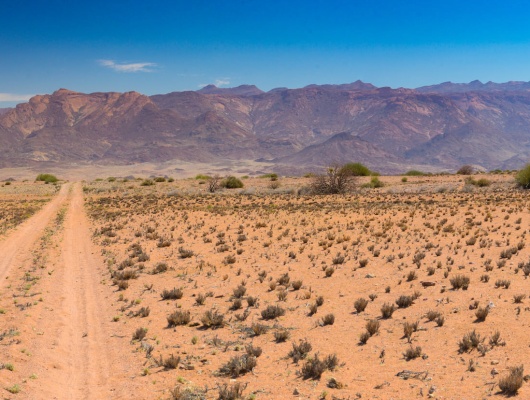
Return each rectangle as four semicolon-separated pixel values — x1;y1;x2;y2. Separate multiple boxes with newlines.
404;170;425;176
362;176;384;188
341;162;371;176
36;173;58;183
516;163;530;189
195;174;211;180
221;176;244;189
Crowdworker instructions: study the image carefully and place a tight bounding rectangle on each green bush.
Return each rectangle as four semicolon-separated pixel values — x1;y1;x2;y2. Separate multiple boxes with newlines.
465;177;491;187
221;176;244;189
140;179;155;186
404;170;425;176
195;174;211;180
515;164;530;189
154;177;166;182
260;173;278;181
36;174;58;183
341;162;371;176
362;176;384;189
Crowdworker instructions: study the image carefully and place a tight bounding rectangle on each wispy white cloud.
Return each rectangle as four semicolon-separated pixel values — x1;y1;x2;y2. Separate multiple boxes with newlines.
98;59;157;73
198;78;231;88
215;78;230;87
0;93;35;102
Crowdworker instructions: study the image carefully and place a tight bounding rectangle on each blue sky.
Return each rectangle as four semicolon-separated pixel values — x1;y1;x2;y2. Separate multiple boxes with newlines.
2;0;530;106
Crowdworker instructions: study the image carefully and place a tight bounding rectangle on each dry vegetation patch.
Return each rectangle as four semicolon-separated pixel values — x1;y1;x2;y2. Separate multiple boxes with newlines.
81;173;530;398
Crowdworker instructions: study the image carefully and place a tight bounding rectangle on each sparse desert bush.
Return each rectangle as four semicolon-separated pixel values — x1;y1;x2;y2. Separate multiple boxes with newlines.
381;303;396;319
321;313;335;326
245;344;263;358
132;327;147;341
201;309;224;328
261;305;285;320
359;330;371;344
300;354;326;380
458;330;484;353
274;329;291;343
216;383;247;400
403;346;422;360
498;365;524;395
366;319;380;336
354;298;369;313
396;295;414;308
475;306;489;322
289;339;312;363
219;354;257;377
167;310;191;327
310;164;357;194
159;354;180;369
178;247;194;258
450;274;470;290
160;287;183;300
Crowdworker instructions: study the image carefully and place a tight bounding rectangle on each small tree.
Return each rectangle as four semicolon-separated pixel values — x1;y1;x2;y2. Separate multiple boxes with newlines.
457;165;474;175
310;164;356;194
515;163;530;189
208;174;221;193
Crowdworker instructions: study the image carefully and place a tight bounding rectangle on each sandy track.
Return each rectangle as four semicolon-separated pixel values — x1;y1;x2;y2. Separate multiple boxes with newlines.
45;183;142;399
49;182;113;399
0;183;142;399
0;183;70;284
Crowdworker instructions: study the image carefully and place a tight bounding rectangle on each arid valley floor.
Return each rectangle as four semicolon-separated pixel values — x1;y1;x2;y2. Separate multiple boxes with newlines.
0;173;529;399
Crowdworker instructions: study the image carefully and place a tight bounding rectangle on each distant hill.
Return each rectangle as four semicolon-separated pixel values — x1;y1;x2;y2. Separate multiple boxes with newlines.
416;80;530;93
197;84;264;96
2;81;530;172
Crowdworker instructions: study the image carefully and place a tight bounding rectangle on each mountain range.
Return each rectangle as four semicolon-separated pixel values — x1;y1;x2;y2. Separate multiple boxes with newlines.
2;80;530;173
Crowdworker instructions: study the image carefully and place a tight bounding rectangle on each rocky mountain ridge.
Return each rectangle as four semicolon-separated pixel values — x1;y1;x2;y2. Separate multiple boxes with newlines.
2;81;530;172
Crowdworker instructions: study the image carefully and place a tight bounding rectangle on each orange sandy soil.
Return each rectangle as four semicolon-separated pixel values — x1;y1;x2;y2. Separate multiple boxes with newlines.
1;173;530;399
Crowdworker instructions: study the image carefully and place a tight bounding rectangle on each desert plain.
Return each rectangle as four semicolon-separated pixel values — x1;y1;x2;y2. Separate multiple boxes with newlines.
0;172;529;399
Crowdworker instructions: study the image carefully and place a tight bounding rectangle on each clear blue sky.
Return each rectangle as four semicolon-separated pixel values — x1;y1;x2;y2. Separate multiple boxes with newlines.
2;0;530;106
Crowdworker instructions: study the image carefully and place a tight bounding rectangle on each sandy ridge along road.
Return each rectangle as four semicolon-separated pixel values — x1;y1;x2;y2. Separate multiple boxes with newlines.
0;183;71;284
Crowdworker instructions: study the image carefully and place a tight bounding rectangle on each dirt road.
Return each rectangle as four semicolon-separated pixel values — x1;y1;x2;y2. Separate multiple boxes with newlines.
0;183;70;284
0;183;141;399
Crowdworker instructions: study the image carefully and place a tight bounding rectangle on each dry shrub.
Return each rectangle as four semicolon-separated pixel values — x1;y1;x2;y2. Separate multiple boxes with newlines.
289;339;312;363
201;309;224;328
261;305;285;320
354;298;369;313
498;365;524;395
167;310;191;327
219;354;257;377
